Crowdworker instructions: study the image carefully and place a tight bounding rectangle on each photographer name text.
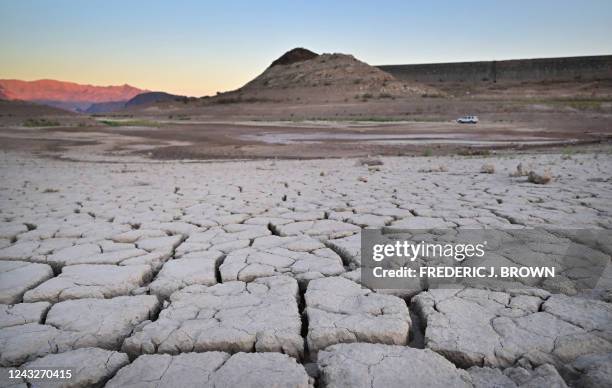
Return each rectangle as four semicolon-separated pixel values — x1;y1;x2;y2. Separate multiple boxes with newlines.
372;266;555;278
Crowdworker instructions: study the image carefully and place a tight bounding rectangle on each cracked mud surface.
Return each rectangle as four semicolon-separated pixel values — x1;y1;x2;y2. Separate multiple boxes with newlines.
0;150;611;387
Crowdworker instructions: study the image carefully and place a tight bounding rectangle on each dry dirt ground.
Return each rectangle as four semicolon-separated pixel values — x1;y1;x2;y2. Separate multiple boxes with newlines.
0;83;611;386
0;105;610;161
0;137;611;386
1;77;611;160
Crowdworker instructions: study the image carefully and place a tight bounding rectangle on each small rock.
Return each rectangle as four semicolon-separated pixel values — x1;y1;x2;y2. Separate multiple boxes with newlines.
510;163;530;177
480;163;495;174
418;165;448;173
528;170;552;184
357;157;383;166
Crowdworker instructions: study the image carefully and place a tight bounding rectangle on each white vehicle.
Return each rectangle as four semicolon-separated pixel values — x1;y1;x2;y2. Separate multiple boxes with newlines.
457;115;479;124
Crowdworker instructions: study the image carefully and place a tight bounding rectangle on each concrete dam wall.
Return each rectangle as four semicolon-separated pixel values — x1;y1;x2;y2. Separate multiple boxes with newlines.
377;55;612;83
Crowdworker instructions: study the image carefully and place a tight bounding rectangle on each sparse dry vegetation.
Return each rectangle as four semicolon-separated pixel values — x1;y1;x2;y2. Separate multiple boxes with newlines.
23;118;60;127
99;119;160;127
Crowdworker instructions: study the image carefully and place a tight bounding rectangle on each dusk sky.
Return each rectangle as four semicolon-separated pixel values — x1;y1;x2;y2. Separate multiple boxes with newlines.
2;0;611;96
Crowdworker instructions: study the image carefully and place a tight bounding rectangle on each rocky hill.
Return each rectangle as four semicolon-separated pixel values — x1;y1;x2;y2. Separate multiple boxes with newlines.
269;47;319;67
125;92;185;108
85;91;186;113
213;48;434;103
82;101;128;114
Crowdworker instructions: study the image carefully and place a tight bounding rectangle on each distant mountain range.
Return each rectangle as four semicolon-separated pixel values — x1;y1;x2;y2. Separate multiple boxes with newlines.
0;79;187;113
0;79;146;112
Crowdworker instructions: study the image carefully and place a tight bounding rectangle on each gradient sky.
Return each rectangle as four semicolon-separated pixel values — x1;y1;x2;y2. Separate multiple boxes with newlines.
1;0;611;96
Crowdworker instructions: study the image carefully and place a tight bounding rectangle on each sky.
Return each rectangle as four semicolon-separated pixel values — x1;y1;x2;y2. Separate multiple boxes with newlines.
1;0;611;96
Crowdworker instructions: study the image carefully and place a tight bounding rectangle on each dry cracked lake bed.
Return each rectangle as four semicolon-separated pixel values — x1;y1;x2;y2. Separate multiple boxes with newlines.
0;149;611;387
